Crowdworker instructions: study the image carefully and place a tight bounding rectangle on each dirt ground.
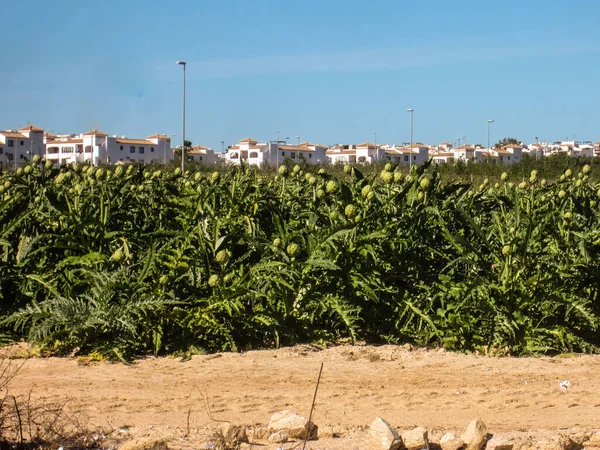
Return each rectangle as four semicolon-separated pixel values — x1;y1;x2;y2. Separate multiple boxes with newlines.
3;344;600;449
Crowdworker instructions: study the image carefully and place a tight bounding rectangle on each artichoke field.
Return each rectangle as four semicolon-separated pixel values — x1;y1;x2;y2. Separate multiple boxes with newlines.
1;160;599;358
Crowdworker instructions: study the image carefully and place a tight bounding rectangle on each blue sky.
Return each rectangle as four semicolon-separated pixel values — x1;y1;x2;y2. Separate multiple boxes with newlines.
1;0;599;150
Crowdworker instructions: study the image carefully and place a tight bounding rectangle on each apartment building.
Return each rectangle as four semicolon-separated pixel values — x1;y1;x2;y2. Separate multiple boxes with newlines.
188;145;218;164
226;138;327;166
0;125;45;169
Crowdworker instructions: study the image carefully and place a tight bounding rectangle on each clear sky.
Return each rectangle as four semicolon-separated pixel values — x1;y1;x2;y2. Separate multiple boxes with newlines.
2;0;599;150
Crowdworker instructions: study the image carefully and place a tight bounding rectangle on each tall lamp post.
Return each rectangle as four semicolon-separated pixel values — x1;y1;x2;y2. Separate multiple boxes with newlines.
373;131;377;148
487;119;494;150
407;109;414;172
296;136;300;146
176;61;187;173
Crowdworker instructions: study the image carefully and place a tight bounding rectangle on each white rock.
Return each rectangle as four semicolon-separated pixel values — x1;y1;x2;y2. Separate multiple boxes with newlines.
440;432;465;450
402;426;429;450
268;410;317;440
368;417;402;450
486;436;514;450
268;430;289;443
460;419;488;450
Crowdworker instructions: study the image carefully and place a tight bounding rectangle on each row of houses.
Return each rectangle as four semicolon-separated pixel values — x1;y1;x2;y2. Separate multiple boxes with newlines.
2;124;599;169
0;125;174;169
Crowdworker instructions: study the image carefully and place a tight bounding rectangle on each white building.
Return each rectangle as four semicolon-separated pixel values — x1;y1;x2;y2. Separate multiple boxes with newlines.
188;145;218;164
431;152;455;164
225;138;327;166
452;145;476;162
275;142;328;165
384;144;429;165
326;142;385;164
44;129;172;165
0;125;45;168
225;138;269;166
494;146;523;165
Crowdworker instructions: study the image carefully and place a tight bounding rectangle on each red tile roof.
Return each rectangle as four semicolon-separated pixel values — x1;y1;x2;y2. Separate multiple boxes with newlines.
19;124;44;132
0;131;26;138
82;129;108;137
116;139;154;145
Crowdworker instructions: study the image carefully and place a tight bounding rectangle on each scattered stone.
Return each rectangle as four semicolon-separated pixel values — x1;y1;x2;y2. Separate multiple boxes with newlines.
220;423;248;445
402;426;429;450
268;430;289;443
268;410;317;440
584;432;600;449
120;438;168;450
460;419;488;450
368;417;402;450
251;426;271;440
440;432;465;450
486;436;514;450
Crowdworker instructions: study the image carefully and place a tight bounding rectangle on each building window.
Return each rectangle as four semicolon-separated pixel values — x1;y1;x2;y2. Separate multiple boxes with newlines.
281;151;285;156
20;140;24;146
413;156;416;160
299;152;304;159
139;147;145;153
404;155;409;162
291;152;296;159
151;147;154;152
120;145;124;151
130;146;135;153
120;158;123;161
0;148;3;155
249;151;258;158
199;156;203;161
309;154;312;159
8;140;14;147
230;152;238;158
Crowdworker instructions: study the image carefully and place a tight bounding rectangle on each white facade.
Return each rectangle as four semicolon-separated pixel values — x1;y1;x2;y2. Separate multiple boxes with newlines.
225;138;327;166
188;145;218;164
327;142;385;164
0;125;45;168
452;146;476;162
384;144;429;165
44;129;172;165
225;138;269;166
273;142;328;165
494;146;523;165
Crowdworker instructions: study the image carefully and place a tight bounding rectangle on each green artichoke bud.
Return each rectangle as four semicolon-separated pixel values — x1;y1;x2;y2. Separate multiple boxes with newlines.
215;250;230;265
287;243;300;257
344;204;357;219
326;180;338;193
208;274;221;287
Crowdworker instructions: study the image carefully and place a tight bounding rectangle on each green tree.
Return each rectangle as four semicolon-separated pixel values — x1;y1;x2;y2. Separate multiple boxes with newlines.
495;137;521;149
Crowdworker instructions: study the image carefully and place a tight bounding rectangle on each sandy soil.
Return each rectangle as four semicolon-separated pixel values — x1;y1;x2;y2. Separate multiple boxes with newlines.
3;344;600;449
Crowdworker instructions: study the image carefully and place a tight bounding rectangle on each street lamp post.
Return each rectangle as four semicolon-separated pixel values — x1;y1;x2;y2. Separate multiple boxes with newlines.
487;119;494;150
373;131;377;148
296;136;300;146
407;109;414;172
463;135;467;148
221;141;225;153
176;61;187;173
